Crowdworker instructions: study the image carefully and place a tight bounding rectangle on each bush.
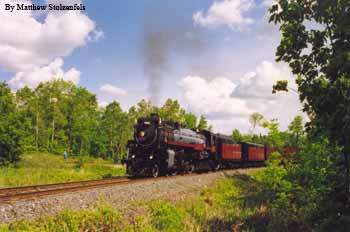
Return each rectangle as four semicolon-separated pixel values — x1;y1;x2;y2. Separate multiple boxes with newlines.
248;136;344;231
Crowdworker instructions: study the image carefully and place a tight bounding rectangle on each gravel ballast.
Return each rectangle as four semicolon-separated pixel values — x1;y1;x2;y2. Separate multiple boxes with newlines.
0;168;261;224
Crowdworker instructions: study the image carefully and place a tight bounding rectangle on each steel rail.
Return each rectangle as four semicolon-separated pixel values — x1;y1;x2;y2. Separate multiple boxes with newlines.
0;177;131;203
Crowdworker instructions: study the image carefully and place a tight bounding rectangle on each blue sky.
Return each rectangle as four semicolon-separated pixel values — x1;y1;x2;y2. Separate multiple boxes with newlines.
0;0;304;133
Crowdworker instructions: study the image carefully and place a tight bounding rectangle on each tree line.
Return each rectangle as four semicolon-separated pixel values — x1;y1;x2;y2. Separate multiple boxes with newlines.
0;80;211;164
232;112;304;150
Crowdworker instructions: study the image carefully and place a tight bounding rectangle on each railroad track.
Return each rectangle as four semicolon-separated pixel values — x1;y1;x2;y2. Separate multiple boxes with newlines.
0;167;263;203
0;177;131;203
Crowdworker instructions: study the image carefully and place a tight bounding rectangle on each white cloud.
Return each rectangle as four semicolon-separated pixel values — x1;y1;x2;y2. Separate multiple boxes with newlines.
179;61;304;134
0;0;103;88
9;58;80;89
193;0;255;30
233;60;296;99
261;0;276;8
0;6;98;72
178;76;251;118
100;84;127;97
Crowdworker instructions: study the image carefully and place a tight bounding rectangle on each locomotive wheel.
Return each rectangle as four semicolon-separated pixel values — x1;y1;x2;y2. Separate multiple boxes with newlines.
213;162;221;171
151;164;160;178
188;164;195;174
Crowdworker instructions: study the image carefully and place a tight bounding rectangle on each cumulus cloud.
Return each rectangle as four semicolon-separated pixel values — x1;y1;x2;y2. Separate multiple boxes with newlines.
9;58;80;89
178;76;251;118
0;0;102;88
100;84;127;97
179;61;303;134
193;0;255;30
233;61;296;99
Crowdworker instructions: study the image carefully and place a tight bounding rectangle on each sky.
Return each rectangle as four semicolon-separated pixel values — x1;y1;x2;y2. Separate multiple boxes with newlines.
0;0;304;134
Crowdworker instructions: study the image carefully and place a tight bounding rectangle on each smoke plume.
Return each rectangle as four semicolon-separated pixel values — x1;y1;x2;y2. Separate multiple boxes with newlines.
143;10;204;105
143;30;170;105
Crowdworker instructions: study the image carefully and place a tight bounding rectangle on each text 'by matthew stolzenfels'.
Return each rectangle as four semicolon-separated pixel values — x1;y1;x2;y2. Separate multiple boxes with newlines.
4;2;86;12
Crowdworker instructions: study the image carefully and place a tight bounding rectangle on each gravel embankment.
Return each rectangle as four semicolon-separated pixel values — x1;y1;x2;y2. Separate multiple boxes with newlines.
0;168;261;224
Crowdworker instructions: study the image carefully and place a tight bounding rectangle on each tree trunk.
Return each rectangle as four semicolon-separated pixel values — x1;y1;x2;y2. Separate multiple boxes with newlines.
109;126;113;161
51;117;55;149
35;109;39;151
344;142;350;192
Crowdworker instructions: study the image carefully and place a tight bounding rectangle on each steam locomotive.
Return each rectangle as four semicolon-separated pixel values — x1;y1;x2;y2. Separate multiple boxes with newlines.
123;113;269;177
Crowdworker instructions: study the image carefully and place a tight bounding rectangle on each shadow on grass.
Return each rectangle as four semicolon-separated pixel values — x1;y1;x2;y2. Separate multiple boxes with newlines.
204;174;310;232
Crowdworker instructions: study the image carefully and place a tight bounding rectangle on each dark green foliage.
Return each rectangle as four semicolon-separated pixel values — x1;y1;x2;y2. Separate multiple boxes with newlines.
253;136;343;231
272;80;288;93
99;102;129;162
287;115;304;148
0;82;21;164
269;0;350;187
268;1;350;228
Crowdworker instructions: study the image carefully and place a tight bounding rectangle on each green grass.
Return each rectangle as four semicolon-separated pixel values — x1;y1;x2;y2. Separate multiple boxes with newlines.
0;206;124;232
0;153;126;188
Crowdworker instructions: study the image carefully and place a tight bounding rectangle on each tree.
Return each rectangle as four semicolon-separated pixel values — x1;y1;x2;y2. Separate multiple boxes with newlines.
232;129;243;141
135;99;157;117
100;102;129;162
272;80;288;93
15;87;37;151
262;119;284;148
269;0;350;189
288;115;304;148
68;86;99;155
183;112;197;129
159;99;185;122
249;112;264;134
197;115;209;130
34;80;74;153
0;82;21;164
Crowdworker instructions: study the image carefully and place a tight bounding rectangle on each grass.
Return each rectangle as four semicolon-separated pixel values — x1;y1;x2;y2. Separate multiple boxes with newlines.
0;153;126;188
0;171;271;232
0;206;124;232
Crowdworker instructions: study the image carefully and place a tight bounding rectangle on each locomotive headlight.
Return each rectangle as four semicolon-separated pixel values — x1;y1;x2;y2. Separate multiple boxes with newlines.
140;131;145;137
131;155;135;159
149;155;153;160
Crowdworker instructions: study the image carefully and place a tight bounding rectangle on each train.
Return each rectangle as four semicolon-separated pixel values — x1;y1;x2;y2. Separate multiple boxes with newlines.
122;113;294;177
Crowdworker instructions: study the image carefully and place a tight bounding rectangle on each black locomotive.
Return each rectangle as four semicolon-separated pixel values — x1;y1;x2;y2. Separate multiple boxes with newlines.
123;113;270;177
